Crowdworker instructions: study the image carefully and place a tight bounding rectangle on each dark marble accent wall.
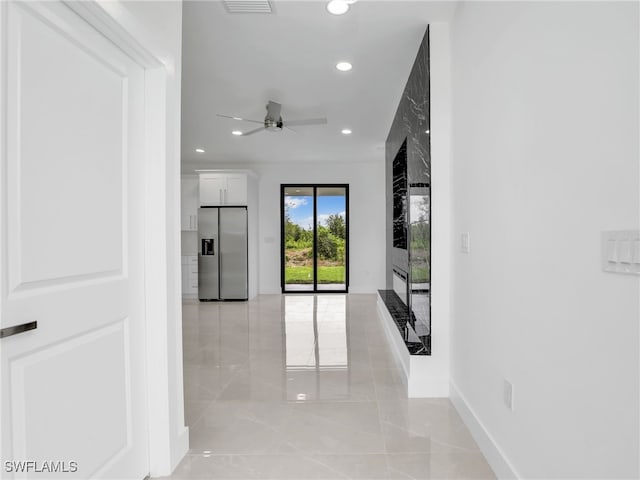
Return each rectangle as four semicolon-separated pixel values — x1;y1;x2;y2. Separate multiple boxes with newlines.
385;27;431;347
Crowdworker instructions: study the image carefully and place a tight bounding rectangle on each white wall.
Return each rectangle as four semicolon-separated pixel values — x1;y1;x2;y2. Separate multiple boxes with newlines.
255;161;386;294
450;2;639;478
185;160;386;294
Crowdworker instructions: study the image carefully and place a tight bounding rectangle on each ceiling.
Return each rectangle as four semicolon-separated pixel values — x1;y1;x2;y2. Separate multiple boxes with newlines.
181;0;456;165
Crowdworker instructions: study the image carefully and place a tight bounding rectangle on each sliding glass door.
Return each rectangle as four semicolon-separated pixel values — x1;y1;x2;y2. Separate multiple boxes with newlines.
282;186;315;291
315;187;348;292
281;185;348;293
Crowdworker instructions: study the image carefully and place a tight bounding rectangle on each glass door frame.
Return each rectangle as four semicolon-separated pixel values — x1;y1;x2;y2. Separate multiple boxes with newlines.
280;184;349;294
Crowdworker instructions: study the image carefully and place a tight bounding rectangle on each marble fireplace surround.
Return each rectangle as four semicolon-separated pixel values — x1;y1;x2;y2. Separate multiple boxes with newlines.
379;27;440;397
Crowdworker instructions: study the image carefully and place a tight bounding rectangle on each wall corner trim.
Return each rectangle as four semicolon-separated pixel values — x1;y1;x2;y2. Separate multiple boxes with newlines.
449;381;521;480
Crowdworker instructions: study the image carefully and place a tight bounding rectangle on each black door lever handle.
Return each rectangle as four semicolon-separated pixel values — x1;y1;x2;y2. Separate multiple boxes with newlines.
0;321;37;339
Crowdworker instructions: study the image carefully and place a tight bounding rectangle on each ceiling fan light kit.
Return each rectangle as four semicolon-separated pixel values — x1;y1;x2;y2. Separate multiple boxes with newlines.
217;101;327;136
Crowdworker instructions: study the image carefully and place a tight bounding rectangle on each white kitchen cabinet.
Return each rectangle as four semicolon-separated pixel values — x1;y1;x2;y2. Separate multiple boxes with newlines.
199;174;226;205
181;176;198;231
224;174;248;205
181;255;198;297
199;173;247;206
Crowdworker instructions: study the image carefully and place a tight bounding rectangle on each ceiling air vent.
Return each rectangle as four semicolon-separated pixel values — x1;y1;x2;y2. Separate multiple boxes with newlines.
223;0;273;14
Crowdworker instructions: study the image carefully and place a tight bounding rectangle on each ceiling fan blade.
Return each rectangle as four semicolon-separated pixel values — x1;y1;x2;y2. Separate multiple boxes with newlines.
240;127;264;136
217;114;263;124
266;101;282;120
283;117;328;127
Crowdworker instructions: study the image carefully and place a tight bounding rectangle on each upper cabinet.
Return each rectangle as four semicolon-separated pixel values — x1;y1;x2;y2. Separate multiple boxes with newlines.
199;173;247;206
181;176;198;231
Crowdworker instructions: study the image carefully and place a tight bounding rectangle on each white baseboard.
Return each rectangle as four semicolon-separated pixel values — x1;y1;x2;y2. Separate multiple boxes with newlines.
348;287;379;294
376;296;410;381
170;426;189;473
409;367;449;397
450;381;520;479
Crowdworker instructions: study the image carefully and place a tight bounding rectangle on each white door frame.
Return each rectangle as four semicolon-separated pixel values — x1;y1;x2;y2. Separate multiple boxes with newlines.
60;1;187;476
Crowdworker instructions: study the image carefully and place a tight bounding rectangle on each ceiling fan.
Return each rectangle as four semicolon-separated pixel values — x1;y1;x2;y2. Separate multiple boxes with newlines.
217;101;327;136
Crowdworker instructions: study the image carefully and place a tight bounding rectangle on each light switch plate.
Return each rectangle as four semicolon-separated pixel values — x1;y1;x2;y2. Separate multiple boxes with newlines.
633;240;640;264
461;232;470;253
503;379;514;412
606;239;617;262
602;231;640;275
618;240;632;263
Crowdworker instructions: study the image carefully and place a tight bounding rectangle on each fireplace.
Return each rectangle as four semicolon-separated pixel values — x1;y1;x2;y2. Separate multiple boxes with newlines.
392;267;409;306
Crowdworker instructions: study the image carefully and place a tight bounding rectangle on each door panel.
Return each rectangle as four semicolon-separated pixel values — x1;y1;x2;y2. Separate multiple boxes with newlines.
282;186;314;292
8;3;124;289
10;322;129;475
1;2;148;478
225;175;247;205
199;175;225;206
220;208;248;299
315;187;347;292
198;208;219;300
198;256;219;300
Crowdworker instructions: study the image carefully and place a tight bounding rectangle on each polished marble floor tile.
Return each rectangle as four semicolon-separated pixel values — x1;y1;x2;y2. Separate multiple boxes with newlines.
155;294;495;480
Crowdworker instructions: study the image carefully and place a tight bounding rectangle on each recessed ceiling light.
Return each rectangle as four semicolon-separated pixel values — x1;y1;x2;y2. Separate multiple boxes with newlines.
341;129;352;135
336;62;352;72
327;0;349;15
195;148;205;153
232;130;243;136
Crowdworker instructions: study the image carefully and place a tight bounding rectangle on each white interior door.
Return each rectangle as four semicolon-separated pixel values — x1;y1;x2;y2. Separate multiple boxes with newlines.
1;2;148;478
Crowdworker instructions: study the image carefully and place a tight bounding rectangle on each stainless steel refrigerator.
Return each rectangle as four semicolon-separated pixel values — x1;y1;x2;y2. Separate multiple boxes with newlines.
198;207;248;300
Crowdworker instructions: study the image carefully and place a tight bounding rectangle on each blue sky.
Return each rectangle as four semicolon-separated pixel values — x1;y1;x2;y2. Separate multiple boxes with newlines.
285;195;345;230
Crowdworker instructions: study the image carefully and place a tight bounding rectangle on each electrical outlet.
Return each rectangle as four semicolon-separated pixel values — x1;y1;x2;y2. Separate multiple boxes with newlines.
503;379;514;411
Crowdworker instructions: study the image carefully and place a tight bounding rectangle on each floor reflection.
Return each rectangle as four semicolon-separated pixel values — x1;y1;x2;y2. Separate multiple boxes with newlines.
170;294;495;480
284;295;349;401
411;289;430;348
